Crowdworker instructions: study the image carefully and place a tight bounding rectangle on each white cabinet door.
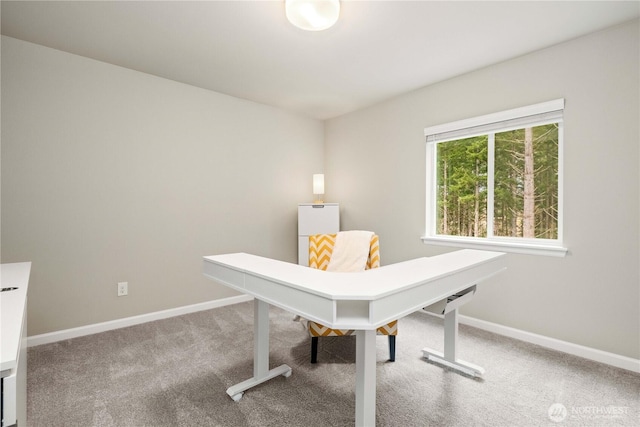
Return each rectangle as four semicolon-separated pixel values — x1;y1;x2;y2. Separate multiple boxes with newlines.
298;204;339;265
298;204;339;236
298;236;310;267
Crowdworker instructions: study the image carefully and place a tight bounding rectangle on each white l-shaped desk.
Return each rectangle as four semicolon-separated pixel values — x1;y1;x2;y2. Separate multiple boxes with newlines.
203;249;506;426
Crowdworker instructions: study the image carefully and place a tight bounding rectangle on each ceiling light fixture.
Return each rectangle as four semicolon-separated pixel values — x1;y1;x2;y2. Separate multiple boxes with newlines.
285;0;340;31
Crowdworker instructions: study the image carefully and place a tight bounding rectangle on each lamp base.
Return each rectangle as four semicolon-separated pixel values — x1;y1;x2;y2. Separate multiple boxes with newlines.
313;199;324;204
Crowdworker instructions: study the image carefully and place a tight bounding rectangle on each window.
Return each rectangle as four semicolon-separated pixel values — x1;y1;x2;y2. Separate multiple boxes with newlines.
423;99;567;256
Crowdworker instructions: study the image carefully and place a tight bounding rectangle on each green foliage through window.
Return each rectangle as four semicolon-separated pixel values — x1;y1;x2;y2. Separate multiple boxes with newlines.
436;124;559;240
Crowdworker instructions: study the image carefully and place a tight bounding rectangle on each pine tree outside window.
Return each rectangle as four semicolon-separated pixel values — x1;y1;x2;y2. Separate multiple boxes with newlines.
423;99;568;257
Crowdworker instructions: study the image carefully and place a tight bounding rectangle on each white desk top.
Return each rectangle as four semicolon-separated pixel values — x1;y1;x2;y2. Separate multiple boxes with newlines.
205;249;502;300
204;250;506;330
1;262;31;374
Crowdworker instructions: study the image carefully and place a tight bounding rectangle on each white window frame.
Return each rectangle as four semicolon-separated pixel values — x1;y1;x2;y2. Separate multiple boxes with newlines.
423;99;568;257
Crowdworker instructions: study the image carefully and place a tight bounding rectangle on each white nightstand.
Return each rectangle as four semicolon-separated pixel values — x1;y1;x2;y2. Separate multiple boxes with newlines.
297;203;339;266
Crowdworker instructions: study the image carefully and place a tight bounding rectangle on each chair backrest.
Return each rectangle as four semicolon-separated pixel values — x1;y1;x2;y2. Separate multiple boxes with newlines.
309;233;379;271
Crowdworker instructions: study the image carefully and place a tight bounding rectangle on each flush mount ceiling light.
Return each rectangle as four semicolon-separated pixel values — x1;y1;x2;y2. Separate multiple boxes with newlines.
285;0;340;31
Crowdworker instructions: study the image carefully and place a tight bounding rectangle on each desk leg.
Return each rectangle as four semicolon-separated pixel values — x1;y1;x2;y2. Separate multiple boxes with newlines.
226;299;292;401
422;308;485;377
355;329;376;427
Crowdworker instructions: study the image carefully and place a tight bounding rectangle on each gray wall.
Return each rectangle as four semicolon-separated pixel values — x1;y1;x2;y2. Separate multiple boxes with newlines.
1;36;324;335
2;20;639;361
324;20;639;359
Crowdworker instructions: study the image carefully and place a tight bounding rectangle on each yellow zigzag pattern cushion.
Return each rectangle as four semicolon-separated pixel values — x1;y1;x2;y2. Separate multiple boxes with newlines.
309;320;398;337
307;233;397;337
309;234;380;270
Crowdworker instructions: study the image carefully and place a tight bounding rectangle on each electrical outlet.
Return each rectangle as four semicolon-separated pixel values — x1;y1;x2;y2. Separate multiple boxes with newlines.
117;282;128;297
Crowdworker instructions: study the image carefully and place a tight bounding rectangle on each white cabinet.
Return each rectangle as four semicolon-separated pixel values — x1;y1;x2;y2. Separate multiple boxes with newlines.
298;203;339;266
1;263;30;427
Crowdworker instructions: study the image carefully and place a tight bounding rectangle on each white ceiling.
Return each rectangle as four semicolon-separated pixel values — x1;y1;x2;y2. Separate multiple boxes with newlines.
2;1;638;120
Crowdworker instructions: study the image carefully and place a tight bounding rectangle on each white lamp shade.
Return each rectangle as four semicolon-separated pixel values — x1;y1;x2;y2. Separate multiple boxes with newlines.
313;174;325;195
285;0;340;31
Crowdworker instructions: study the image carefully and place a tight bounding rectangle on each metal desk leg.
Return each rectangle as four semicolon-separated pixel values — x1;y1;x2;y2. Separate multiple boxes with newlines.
355;329;377;427
422;307;485;377
226;299;292;401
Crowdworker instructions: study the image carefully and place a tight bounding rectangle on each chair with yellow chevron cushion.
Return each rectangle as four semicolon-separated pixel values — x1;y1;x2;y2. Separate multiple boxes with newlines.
307;232;397;363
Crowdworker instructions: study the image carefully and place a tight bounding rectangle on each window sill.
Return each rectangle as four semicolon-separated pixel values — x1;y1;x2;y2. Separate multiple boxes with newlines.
421;236;568;257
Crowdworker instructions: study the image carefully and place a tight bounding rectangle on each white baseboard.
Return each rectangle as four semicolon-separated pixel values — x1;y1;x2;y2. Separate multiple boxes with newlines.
28;298;640;374
458;314;640;374
27;294;253;348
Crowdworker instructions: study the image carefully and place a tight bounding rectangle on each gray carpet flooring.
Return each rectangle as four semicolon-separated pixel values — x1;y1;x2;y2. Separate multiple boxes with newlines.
28;301;639;426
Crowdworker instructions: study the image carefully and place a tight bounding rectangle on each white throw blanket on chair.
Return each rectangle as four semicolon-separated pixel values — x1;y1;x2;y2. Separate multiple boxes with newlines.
326;230;374;272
